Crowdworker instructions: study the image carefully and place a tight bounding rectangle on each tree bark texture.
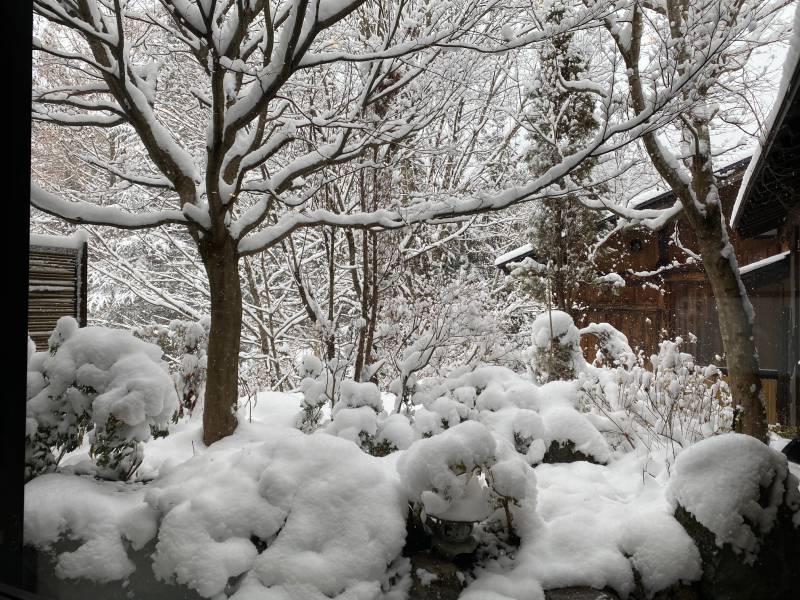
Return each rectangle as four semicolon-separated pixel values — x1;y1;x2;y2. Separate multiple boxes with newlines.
686;201;767;441
200;237;242;446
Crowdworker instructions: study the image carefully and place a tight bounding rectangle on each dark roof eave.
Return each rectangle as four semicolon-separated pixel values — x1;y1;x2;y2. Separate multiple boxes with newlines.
732;58;800;232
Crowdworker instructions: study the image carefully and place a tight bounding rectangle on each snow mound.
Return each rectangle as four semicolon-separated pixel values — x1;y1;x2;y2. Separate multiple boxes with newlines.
146;432;407;598
145;447;287;598
668;433;800;558
244;434;407;597
620;510;701;594
461;572;545;600
24;474;158;582
27;396;408;600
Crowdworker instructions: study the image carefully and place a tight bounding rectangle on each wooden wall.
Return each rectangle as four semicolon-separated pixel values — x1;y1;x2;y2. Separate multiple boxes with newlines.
28;241;88;350
577;172;786;359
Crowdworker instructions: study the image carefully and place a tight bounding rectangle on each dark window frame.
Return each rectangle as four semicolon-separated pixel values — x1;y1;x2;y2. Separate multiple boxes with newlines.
2;1;33;597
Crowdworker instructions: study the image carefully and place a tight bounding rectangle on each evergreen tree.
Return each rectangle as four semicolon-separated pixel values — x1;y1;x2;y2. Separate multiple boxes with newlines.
516;9;613;318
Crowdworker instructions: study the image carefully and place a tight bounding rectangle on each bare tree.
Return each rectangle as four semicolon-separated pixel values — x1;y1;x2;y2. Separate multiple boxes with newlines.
31;0;778;444
31;0;508;444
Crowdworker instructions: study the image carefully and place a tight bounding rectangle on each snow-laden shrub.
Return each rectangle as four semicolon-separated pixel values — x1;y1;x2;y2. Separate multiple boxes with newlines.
397;420;537;537
531;310;586;382
479;407;547;465
26;317;178;480
325;380;398;456
539;405;611;464
293;347;368;432
295;354;327;433
397;421;496;522
135;317;209;420
579;332;733;457
485;438;538;536
375;412;416;451
580;321;638;369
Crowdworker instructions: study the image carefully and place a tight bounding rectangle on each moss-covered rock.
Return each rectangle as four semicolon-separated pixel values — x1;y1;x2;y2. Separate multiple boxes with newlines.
674;493;800;600
408;553;466;600
544;587;620;600
542;439;604;464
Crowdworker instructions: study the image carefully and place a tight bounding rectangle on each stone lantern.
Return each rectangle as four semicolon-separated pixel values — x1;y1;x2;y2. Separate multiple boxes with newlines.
421;476;491;558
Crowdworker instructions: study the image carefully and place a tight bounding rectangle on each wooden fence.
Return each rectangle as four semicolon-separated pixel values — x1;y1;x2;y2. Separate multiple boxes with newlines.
28;235;88;350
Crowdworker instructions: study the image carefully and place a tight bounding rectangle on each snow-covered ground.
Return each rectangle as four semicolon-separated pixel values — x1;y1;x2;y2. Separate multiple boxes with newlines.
24;314;800;599
27;382;799;600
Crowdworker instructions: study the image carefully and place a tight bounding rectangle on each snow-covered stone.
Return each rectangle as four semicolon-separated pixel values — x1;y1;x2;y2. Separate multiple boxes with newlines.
668;433;800;559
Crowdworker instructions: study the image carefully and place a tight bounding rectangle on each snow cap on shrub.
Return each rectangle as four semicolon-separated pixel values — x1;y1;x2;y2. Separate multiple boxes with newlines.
376;413;416;450
325;405;379;444
541;405;611;464
337;380;383;413
531;310;586;381
532;310;580;349
397;420;496;521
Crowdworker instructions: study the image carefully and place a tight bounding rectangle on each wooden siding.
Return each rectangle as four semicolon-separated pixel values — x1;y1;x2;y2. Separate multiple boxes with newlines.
28;242;87;350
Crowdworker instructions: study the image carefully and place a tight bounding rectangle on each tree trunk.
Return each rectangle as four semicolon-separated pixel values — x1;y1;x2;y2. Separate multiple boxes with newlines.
683;122;767;442
201;238;242;446
692;216;767;441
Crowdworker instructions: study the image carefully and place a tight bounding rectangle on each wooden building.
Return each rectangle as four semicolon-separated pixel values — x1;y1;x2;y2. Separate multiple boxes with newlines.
729;54;800;428
28;234;88;350
496;59;799;426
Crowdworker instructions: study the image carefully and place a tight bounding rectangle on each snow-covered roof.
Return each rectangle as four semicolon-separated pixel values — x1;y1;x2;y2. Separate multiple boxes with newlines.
738;250;790;276
731;3;800;231
630;156;751;212
29;231;88;250
494;243;534;267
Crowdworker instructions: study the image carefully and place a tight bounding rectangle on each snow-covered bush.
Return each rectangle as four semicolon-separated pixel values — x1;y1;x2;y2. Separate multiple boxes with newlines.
26;317;178;480
398;413;538;538
579;333;733;457
539;405;611;464
530;310;586;382
293;346;362;432
397;421;496;523
485;442;538;536
135;318;209;420
579;322;637;369
325;380;395;456
295;354;328;433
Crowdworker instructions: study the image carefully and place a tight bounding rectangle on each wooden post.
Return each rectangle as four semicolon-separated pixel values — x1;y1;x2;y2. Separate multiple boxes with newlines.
790;222;799;427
